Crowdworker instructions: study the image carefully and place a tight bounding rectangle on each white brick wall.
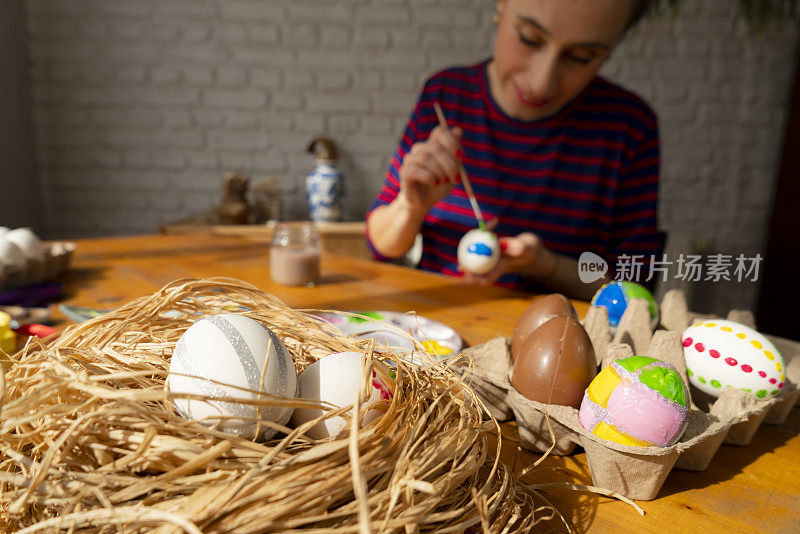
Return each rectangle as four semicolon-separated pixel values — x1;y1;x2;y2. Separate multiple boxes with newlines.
25;0;798;313
604;2;798;313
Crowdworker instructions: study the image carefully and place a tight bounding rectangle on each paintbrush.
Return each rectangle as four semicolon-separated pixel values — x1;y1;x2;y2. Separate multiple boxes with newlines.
432;102;486;231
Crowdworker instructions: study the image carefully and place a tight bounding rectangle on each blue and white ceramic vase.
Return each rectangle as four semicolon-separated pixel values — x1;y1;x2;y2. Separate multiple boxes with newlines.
306;136;343;222
306;161;343;222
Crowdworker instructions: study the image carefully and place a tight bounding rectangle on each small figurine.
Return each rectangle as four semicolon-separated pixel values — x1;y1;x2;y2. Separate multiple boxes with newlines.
250;175;283;223
216;171;252;225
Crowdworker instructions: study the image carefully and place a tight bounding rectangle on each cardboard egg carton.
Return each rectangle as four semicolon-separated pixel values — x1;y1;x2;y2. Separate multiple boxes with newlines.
0;241;76;292
458;336;747;500
456;289;799;501
591;290;800;425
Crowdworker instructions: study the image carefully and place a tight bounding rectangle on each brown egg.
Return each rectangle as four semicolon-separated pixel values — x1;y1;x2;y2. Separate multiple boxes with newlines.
511;316;597;408
510;294;577;362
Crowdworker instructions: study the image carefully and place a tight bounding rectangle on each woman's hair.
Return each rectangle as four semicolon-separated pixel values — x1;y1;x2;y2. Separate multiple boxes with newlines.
627;0;657;31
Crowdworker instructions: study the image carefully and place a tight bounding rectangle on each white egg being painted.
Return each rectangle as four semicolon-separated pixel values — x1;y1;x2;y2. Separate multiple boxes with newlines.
291;351;393;440
457;229;500;275
682;319;785;400
167;314;298;439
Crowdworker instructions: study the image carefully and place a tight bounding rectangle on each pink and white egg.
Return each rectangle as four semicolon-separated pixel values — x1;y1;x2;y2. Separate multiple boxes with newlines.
579;356;689;447
682;319;785;400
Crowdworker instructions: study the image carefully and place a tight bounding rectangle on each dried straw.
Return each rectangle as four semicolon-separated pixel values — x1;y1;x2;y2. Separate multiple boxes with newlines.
1;278;552;532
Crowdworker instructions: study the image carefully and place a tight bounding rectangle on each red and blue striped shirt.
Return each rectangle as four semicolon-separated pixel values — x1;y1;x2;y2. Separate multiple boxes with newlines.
366;61;660;290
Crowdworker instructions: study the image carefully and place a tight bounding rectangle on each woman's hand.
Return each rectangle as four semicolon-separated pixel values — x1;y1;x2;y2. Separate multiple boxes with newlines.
367;125;464;259
460;232;556;286
396;125;463;214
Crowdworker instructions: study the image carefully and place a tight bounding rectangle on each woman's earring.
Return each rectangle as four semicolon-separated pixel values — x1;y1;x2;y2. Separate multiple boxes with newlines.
493;12;500;25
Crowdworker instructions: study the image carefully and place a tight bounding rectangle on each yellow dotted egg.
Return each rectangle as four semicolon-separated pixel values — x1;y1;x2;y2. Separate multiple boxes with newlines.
736;333;746;339
765;351;775;361
721;326;732;332
751;340;762;349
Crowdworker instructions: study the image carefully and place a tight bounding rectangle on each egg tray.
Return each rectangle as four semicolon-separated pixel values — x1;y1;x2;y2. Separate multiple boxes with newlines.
591;290;800;416
0;241;76;292
455;289;799;501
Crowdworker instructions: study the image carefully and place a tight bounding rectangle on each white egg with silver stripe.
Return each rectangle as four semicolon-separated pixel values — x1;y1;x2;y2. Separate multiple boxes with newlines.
167;313;298;440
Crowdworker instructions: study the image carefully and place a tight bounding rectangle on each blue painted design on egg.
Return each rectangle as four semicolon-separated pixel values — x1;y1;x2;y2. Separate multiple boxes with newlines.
591;282;627;327
590;281;659;330
467;243;493;256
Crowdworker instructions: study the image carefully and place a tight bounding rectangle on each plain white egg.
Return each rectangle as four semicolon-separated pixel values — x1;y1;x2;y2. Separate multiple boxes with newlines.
167;314;298;440
4;228;44;260
291;351;392;440
457;229;500;275
0;236;28;270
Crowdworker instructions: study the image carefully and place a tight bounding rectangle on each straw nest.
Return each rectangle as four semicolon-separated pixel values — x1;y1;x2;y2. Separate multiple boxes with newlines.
0;278;553;533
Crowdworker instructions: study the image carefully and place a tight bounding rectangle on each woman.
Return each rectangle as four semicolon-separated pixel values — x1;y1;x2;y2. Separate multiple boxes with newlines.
366;0;660;301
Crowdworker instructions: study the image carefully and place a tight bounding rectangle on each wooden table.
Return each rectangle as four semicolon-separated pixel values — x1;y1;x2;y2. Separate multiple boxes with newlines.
52;233;800;533
160;221;372;261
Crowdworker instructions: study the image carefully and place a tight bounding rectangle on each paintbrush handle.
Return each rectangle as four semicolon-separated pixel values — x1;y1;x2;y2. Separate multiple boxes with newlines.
432;102;485;229
457;166;484;222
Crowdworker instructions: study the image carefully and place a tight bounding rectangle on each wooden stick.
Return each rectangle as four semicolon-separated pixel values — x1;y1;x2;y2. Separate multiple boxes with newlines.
433;102;486;230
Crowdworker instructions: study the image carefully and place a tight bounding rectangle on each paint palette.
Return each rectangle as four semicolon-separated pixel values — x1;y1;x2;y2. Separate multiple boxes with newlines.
59;298;250;323
314;310;463;358
59;304;109;323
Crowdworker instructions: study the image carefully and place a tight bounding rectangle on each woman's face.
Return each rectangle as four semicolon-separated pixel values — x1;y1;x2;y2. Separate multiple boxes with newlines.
489;0;633;121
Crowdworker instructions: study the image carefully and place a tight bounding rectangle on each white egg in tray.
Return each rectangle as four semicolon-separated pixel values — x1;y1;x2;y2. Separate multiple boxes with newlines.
0;227;76;291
